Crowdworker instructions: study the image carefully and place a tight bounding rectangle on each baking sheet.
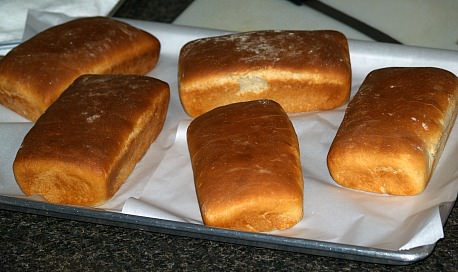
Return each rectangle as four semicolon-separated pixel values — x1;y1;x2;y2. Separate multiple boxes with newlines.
0;12;457;264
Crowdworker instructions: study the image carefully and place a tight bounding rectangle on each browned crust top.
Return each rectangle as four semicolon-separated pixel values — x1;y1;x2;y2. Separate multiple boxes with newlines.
15;74;169;173
187;99;304;230
327;67;458;195
335;67;458;153
0;16;160;109
179;30;350;83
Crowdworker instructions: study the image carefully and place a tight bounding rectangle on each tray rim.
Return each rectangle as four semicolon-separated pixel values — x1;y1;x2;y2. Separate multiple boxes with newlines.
1;194;451;265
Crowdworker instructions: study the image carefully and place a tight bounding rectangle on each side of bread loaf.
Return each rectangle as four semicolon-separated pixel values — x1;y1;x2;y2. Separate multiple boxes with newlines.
178;30;351;117
13;74;170;206
0;16;161;121
187;99;304;232
327;67;458;195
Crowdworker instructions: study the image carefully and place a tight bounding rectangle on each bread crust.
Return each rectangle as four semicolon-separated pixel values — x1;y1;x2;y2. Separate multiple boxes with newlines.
327;67;458;195
178;30;351;117
13;75;170;206
187;99;303;232
0;17;161;121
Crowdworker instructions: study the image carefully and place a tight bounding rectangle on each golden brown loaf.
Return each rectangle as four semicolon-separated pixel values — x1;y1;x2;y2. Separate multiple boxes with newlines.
178;30;351;117
187;99;304;232
0;16;161;121
13;74;170;206
327;67;458;195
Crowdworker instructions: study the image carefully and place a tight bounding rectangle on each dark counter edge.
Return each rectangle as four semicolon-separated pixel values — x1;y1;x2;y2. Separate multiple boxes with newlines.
0;195;449;266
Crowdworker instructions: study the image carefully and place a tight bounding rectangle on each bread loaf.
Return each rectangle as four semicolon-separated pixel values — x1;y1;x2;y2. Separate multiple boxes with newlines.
178;30;351;117
13;74;170;206
0;16;161;121
327;67;458;195
187;99;304;232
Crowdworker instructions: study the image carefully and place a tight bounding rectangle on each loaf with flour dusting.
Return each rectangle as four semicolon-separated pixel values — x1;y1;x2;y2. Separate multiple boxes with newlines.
13;74;170;206
327;67;458;195
0;17;160;121
178;30;351;117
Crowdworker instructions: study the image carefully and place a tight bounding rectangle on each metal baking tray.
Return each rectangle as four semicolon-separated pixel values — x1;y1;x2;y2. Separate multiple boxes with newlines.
0;195;454;265
1;18;457;265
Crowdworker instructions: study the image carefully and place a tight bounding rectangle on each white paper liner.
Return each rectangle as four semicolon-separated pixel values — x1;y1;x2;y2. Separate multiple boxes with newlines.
0;11;457;251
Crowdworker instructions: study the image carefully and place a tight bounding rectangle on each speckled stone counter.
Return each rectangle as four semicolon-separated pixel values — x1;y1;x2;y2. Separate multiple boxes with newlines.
1;205;456;271
1;0;456;270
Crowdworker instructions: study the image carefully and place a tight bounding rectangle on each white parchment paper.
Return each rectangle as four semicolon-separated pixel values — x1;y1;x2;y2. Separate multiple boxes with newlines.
0;11;457;251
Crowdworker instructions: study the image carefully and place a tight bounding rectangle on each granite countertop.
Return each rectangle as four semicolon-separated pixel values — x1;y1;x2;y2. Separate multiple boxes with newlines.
1;0;456;270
